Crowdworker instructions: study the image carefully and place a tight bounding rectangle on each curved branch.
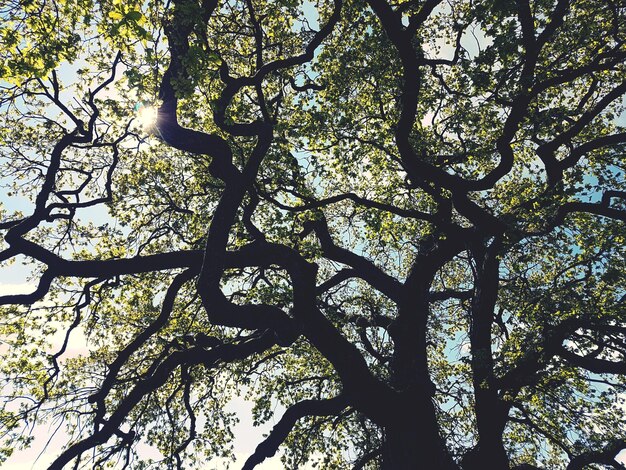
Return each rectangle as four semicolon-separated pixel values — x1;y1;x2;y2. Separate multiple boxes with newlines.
242;395;348;470
0;269;55;306
352;447;382;470
157;0;239;182
567;440;626;470
48;333;279;470
557;346;626;374
260;188;437;222
89;269;198;425
302;219;402;301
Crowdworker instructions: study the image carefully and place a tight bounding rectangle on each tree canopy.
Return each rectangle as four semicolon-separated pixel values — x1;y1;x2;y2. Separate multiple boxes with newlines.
1;0;626;468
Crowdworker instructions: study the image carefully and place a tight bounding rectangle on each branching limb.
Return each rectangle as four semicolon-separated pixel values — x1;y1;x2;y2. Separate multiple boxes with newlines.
88;269;198;428
352;447;382;470
301;219;402;301
242;395;348;470
48;333;279;470
567;440;626;470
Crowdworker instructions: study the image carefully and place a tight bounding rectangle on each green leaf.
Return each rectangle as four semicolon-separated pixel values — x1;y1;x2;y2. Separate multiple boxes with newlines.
125;10;143;22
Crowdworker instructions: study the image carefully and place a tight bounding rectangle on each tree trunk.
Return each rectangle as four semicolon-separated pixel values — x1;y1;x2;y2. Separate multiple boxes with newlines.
461;436;509;470
381;401;458;470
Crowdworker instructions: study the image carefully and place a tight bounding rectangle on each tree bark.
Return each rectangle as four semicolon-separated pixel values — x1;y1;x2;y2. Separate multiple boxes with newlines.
381;400;458;470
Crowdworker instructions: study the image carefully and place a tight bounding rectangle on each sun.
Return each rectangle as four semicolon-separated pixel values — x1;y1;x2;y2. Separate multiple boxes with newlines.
136;103;158;129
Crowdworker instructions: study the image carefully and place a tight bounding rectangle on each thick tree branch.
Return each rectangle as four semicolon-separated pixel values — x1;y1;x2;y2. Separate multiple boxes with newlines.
567;440;626;470
303;219;403;302
48;334;279;470
242;395;348;469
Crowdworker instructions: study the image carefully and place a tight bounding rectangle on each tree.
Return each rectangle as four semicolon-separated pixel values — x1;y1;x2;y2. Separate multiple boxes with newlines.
1;0;625;467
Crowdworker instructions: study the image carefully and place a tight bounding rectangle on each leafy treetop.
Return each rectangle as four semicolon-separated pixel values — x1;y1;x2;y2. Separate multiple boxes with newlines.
1;0;626;468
